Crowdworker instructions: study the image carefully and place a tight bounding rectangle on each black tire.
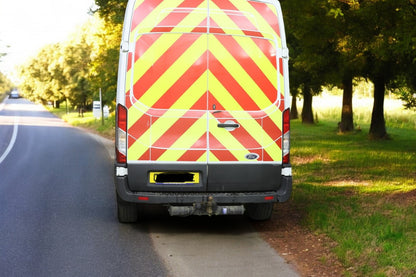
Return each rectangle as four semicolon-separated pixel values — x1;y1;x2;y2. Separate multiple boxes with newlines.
245;203;274;221
117;194;138;223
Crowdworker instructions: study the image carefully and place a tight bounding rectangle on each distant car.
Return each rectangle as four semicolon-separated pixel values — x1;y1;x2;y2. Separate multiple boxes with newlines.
9;90;20;99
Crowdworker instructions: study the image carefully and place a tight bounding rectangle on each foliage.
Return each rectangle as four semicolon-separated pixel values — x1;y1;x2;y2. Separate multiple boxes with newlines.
282;0;416;137
0;71;14;95
397;89;416;110
89;19;122;108
93;0;127;25
18;15;120;110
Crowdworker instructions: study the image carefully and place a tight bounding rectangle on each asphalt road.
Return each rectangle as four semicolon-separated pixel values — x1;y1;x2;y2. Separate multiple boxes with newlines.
0;98;167;276
0;98;299;277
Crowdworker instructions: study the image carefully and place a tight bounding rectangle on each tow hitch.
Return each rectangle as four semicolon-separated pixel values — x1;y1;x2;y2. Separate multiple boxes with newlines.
168;196;245;217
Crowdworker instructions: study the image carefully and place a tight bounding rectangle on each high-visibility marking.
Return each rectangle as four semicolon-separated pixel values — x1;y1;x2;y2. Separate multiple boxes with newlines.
125;0;286;163
156;117;207;161
128;76;208;161
208;37;274;110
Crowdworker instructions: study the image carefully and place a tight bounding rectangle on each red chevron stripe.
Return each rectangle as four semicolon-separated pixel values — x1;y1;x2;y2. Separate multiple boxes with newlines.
137;96;207;161
262;116;282;141
211;0;262;37
208;52;262;111
127;52;133;73
131;0;164;32
125;90;133;109
132;23;207;101
263;148;274;162
209;134;238;161
211;34;277;104
249;1;280;37
152;53;207;110
178;149;206;161
128;113;151;146
152;0;206;32
132;34;201;100
152;117;199;150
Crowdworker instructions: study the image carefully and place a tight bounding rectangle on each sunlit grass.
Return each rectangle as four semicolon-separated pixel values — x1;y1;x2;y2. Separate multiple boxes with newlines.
48;107;115;139
292;95;416;276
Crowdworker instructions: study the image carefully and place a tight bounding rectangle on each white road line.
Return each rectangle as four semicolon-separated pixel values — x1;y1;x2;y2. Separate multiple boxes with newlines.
0;117;19;164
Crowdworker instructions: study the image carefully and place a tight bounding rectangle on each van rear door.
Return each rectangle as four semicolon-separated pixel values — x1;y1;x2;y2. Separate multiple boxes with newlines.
123;0;288;192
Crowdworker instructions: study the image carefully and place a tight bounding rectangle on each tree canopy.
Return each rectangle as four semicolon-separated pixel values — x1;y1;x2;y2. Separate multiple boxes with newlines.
282;0;416;138
18;15;121;110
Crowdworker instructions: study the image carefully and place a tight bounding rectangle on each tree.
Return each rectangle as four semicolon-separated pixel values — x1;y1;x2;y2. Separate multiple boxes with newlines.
89;17;122;109
282;0;340;124
348;0;416;139
0;72;14;94
94;0;128;24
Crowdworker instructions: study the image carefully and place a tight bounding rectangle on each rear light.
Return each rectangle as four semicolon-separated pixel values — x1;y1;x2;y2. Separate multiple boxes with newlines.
116;104;127;164
282;108;290;164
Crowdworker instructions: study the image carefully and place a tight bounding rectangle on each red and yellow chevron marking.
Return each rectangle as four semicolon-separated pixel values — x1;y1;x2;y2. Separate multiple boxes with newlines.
125;0;286;163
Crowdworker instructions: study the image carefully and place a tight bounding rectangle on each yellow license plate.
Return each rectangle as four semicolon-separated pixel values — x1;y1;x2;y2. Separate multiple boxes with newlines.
149;172;200;184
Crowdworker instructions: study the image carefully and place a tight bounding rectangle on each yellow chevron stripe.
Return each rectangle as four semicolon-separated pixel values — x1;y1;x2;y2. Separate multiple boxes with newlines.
131;33;181;91
128;74;207;159
170;6;208;33
209;36;273;110
234;35;277;90
209;72;280;159
138;35;207;107
229;0;282;46
198;152;209;162
208;3;246;36
128;134;149;160
157;117;207;161
204;5;278;91
130;0;184;39
208;151;220;162
134;0;144;9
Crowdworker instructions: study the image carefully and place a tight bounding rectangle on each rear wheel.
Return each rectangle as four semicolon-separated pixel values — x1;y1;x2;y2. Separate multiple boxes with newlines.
117;194;138;223
245;203;274;221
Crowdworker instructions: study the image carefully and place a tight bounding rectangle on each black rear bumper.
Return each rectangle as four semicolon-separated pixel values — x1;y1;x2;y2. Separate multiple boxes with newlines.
115;163;292;204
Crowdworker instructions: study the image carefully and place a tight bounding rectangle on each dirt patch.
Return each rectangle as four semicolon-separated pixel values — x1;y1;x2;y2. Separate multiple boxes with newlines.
386;189;416;205
253;201;345;277
292;155;330;165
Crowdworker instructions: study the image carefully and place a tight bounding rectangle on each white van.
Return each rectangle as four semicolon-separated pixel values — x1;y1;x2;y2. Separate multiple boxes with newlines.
114;0;292;222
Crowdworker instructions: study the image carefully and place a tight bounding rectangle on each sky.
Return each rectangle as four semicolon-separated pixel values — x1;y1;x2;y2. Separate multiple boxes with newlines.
0;0;95;80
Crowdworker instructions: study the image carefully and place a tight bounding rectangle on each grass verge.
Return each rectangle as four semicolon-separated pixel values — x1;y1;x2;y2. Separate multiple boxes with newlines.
48;107;115;140
291;96;416;276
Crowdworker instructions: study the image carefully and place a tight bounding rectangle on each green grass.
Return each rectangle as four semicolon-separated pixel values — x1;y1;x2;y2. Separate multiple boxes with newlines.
292;96;416;276
48;106;115;139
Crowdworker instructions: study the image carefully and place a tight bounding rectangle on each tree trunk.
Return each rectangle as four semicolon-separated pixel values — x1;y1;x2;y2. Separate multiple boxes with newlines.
339;77;354;132
291;94;299;120
302;87;314;124
369;77;388;139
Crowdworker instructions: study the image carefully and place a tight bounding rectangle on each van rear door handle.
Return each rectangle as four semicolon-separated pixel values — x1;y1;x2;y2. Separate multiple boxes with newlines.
217;123;240;128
